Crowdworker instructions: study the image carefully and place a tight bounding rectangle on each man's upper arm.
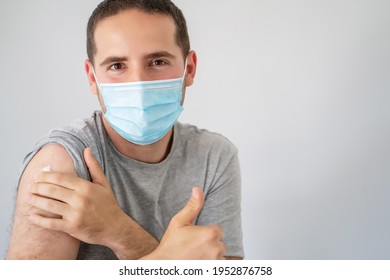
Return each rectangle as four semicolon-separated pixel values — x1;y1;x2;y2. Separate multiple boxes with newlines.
7;144;80;259
197;149;244;259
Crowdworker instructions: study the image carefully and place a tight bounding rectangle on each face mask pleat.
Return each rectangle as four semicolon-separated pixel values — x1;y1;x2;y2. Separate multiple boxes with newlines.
106;103;181;125
95;65;187;145
103;87;181;108
106;108;182;138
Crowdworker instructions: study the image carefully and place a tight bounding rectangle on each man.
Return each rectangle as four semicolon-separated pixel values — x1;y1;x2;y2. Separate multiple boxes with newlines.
7;0;243;260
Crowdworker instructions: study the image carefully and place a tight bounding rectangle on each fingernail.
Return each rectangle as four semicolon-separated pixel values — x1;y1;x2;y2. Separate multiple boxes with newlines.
192;187;199;199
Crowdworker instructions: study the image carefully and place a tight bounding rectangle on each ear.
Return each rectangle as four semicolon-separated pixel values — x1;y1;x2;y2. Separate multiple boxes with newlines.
184;50;197;87
85;59;98;95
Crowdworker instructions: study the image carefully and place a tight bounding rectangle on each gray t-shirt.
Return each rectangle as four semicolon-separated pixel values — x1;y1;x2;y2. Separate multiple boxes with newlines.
20;111;243;259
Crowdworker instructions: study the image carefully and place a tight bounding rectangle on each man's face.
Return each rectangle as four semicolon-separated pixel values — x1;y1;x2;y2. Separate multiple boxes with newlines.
86;8;196;112
93;9;186;84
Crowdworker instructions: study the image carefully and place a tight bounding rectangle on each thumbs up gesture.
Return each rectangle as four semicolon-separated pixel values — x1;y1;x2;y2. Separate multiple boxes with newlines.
29;147;225;259
147;187;226;260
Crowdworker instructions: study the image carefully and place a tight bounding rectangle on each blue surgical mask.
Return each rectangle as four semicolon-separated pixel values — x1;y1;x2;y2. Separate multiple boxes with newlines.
94;64;186;145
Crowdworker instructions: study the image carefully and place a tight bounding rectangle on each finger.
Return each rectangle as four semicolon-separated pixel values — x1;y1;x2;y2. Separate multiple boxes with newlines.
29;194;70;217
201;224;225;244
83;147;109;187
35;172;80;191
211;230;226;260
31;182;73;203
171;187;204;227
29;213;68;232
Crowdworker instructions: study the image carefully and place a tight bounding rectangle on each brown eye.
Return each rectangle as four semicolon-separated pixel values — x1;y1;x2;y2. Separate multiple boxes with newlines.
109;63;123;70
150;60;167;66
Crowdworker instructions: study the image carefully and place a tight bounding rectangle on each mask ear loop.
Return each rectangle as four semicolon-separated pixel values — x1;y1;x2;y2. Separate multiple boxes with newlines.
91;67;103;93
179;57;189;108
182;57;188;83
91;67;111;116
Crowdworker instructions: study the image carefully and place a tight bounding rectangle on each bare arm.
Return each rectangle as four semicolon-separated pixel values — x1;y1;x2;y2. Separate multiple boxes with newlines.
19;146;158;259
19;147;236;260
7;145;158;259
6;144;80;259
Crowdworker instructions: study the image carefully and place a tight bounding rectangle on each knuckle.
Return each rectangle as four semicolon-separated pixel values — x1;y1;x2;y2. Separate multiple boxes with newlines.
80;183;93;195
72;213;84;230
208;224;222;237
186;197;197;212
76;196;91;209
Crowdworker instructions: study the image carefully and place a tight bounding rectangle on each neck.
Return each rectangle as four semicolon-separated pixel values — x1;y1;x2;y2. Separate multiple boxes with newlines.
102;115;173;164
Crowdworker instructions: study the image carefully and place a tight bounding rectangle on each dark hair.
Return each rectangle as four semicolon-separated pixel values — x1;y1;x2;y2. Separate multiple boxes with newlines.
87;0;190;65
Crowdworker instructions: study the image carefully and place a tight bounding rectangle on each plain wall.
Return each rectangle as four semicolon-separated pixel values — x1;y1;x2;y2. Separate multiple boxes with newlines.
1;0;389;259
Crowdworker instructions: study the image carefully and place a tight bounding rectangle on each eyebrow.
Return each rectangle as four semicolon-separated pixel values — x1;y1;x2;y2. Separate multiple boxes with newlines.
99;51;177;67
99;56;128;67
144;51;176;60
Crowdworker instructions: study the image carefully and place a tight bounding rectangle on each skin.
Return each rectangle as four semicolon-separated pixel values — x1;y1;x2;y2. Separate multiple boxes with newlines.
7;9;241;260
7;144;80;259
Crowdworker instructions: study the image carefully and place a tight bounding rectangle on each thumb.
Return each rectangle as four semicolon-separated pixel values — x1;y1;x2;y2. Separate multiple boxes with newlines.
84;147;109;187
172;187;204;227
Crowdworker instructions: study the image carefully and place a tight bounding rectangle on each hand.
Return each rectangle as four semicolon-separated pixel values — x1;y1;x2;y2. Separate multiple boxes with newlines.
146;187;226;260
28;147;127;246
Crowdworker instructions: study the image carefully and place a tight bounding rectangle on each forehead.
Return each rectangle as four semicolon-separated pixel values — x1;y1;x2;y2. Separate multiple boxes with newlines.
94;9;179;58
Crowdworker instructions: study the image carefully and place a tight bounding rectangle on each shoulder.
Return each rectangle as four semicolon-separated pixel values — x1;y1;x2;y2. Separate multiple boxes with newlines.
21;111;105;182
46;111;103;143
175;122;238;157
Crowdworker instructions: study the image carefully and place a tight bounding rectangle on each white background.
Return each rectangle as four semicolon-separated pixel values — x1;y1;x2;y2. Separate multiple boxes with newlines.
1;0;389;259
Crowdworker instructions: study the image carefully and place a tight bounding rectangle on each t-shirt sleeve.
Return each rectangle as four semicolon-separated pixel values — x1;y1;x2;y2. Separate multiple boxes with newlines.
18;130;91;184
196;149;244;258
